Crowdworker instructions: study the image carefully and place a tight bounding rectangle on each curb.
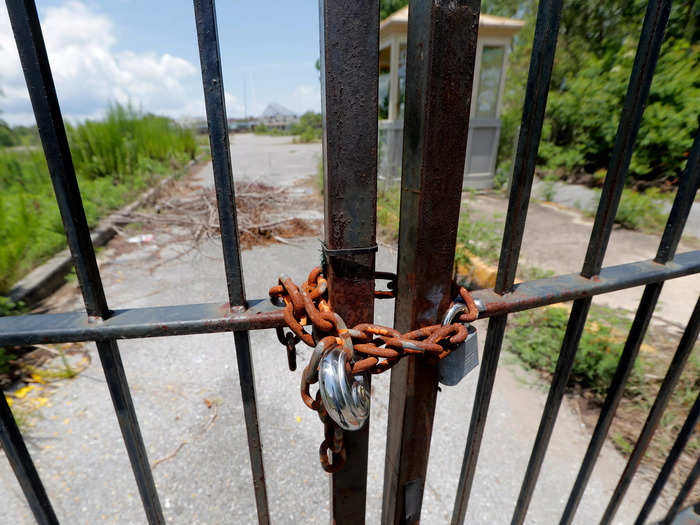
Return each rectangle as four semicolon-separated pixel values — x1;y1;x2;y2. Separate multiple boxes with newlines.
455;247;497;290
8;159;201;307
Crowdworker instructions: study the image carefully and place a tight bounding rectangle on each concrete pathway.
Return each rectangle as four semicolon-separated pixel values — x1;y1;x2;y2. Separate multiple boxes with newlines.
2;134;693;524
531;178;700;243
467;193;699;330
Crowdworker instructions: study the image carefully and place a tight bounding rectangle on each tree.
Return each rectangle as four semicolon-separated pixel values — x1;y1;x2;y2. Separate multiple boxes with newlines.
498;0;699;186
380;0;407;20
0;120;15;147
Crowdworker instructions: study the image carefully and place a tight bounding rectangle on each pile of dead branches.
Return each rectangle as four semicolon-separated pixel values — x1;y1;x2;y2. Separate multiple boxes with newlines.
112;181;318;248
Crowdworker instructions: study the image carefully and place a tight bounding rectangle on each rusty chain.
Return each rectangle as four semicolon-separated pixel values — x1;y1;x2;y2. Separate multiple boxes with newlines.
269;267;478;472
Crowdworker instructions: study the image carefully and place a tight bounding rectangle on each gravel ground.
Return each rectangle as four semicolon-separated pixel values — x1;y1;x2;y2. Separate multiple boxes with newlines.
2;134;693;524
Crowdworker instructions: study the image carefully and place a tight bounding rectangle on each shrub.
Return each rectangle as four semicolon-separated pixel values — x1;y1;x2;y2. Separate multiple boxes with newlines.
539;39;700;186
253;123;285;136
290;112;322;143
255;112;323;142
583;186;668;232
0;121;16;147
506;306;643;398
495;0;699;189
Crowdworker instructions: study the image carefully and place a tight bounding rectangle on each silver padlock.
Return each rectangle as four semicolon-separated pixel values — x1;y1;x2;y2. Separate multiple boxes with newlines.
439;303;478;386
318;347;370;430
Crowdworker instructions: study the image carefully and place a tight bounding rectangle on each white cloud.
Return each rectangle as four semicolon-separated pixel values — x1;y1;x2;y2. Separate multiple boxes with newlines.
0;1;219;125
289;84;321;114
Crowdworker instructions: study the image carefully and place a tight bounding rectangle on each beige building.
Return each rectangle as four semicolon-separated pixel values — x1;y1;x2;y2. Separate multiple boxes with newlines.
379;6;524;188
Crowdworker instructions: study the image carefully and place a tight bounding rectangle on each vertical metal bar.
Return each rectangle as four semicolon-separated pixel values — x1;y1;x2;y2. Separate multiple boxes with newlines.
0;394;58;525
655;130;700;264
600;296;700;524
192;2;269;523
450;0;563;522
6;1;164;522
318;1;379;522
510;1;672;522
662;454;700;525
381;1;480;523
634;390;700;525
560;128;700;525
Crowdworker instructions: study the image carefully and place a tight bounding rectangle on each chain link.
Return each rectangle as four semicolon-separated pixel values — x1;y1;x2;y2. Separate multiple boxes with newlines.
269;266;478;472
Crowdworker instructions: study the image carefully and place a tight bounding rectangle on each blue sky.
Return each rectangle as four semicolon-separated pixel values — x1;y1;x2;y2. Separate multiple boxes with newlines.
0;1;322;125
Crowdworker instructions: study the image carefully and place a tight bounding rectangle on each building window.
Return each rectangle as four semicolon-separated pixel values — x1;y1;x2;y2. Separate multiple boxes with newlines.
475;45;505;119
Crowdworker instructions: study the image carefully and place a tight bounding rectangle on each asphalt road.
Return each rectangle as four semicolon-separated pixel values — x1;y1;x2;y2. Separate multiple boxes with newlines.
1;134;690;524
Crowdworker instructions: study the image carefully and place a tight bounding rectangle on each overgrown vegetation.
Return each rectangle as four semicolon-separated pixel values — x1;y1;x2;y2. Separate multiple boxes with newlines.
454;209;504;267
0;103;197;295
290;112;322;143
380;0;699;190
505;304;700;477
507;305;639;396
376;183;552;285
67;103;196;179
585;187;669;232
376;183;503;259
255;111;322;143
494;0;699;189
376;183;402;240
0;121;38;148
0;298;23;376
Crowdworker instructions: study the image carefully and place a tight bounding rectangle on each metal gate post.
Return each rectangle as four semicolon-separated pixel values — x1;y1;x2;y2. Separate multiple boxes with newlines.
318;0;379;522
381;1;481;523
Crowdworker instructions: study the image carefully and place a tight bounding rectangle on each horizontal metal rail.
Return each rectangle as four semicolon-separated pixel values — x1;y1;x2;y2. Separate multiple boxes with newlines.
1;251;698;347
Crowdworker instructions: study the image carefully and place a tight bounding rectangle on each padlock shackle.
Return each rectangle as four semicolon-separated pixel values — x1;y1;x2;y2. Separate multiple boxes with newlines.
442;303;470;326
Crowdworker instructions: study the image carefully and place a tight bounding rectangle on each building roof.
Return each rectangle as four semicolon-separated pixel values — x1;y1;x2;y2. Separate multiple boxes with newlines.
380;6;524;35
261;103;296;119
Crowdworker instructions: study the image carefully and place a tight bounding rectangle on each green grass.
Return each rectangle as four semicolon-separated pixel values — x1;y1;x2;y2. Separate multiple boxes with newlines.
23;347;78;381
505;304;700;463
376;183;401;240
316;160;324;195
506;305;638;397
254;124;287;137
580;187;669;233
0;298;23;374
67;103;196;180
611;432;634;454
376;183;504;258
539;175;558;201
455;209;504;267
0;103;197;296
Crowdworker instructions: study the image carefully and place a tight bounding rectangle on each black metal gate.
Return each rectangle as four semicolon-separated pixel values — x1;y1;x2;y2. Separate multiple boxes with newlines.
1;0;698;524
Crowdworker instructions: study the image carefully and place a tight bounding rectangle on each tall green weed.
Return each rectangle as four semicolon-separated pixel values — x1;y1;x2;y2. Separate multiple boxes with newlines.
0;104;197;295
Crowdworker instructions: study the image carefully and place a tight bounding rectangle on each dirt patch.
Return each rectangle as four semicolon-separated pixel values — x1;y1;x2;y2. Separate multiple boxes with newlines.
505;303;699;504
2;342;91;430
2;343;90;386
569;323;699;503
